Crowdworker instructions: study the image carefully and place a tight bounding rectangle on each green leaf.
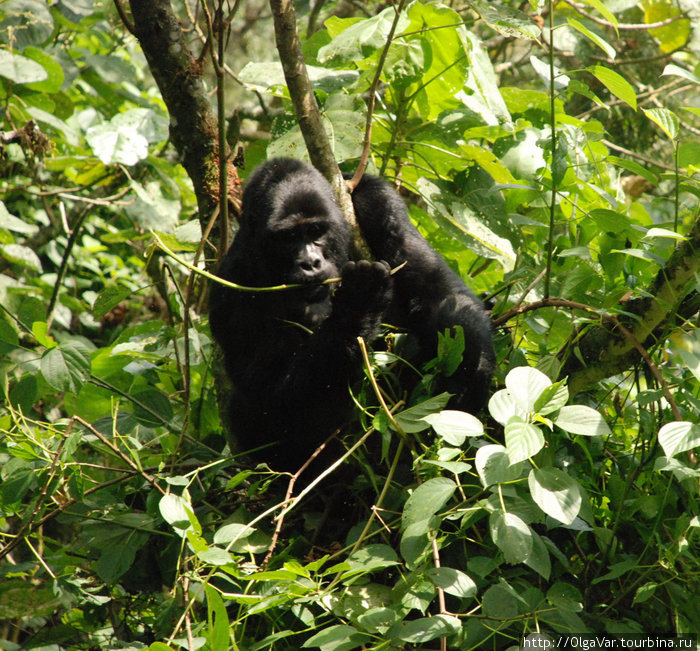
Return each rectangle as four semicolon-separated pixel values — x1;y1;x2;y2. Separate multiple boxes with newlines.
524;531;551;580
394;393;451;433
423;410;483;446
475;444;522;487
343;544;399;576
528;468;583;525
658;421;700;458
489;511;533;563
679;142;700;169
302;625;369;651
643;107;679;141
205;584;230;651
488;389;527;426
661;63;700;85
589;65;637;110
23;47;65;93
92;284;133;319
40;341;92;393
505;366;552;413
0;49;48;84
318;8;409;65
505;419;545;464
555;405;611;436
159;493;192;531
213;523;254;547
568;19;616;60
0;201;39;235
401;477;456;530
132;388;174;427
583;0;618;32
397;614;461;643
0;243;43;271
425;567;477;598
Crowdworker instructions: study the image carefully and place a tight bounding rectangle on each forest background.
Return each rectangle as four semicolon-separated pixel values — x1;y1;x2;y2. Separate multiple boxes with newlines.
0;0;699;649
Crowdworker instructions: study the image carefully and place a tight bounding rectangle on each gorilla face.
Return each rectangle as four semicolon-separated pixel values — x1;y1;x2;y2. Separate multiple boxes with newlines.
220;158;352;326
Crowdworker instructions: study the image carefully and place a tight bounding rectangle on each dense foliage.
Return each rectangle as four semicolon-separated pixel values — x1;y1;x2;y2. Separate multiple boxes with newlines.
0;0;698;649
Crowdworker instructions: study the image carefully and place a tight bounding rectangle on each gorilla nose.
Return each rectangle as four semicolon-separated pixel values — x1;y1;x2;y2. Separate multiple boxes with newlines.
300;256;322;272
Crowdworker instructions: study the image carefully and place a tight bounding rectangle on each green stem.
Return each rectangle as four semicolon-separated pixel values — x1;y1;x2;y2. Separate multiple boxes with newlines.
544;0;557;300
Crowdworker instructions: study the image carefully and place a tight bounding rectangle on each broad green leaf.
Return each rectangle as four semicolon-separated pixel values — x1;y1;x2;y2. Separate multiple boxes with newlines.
0;201;39;235
568;19;616;60
643;107;679;141
213;523;254;546
397;614;461;643
475;444;522;487
86;121;149;166
505;366;552;413
644;1;690;52
205;584;230;651
547;582;584;611
394;393;451;433
632;582;658;605
658;421;700;458
343;544;399;575
401;477;456;529
0;49;47;84
32;321;56;349
148;644;176;651
132;388;174;427
425;567;477;598
0;578;64;619
482;583;521;618
555;405;611;436
589;65;636;110
678;142;700;169
86;109;167;166
505;419;545;463
584;0;618;32
40;341;92;393
489;511;533;564
528;468;582;525
524;530;551;580
0;244;42;271
530;55;570;90
474;0;541;40
302;625;369;651
662;63;700;85
423;410;483;446
488;389;527;426
318;8;409;65
159;494;192;531
23;47;65;93
0;0;54;49
610;247;665;266
643;227;686;241
92;284;133;319
534;380;570;416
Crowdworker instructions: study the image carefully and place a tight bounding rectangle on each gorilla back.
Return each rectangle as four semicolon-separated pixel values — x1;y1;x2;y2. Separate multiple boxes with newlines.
209;158;495;471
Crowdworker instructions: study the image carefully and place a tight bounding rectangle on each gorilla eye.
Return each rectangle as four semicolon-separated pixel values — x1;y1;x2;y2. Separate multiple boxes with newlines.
306;221;328;241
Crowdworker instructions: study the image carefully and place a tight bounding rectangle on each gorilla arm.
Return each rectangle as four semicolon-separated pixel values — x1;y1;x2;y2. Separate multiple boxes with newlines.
350;174;496;414
217;260;392;470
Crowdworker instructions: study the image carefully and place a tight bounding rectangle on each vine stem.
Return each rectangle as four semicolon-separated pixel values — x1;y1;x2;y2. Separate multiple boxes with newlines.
544;0;557;300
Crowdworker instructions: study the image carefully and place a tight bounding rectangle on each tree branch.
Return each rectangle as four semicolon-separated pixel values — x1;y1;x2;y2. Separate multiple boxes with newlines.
126;0;240;254
563;215;700;394
268;0;363;245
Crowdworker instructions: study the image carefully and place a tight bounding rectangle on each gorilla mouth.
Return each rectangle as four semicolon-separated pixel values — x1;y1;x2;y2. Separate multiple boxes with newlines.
299;282;331;302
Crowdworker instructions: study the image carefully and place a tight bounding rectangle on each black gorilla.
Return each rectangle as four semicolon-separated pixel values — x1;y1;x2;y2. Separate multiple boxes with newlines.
209;158;495;470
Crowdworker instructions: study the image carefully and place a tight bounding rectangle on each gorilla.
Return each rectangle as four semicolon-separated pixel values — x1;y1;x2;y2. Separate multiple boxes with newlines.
209;157;495;471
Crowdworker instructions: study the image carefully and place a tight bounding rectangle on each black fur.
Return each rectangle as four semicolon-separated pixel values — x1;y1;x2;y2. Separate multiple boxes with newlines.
209;158;495;470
